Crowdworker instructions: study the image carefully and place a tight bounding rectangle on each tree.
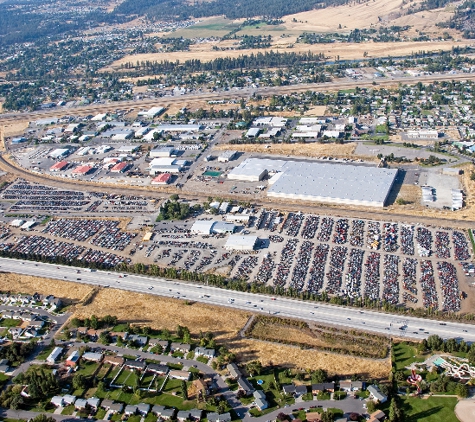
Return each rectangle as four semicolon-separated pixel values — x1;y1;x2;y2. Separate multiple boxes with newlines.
311;368;327;383
72;373;87;390
276;412;287;421
246;361;263;376
366;400;376;413
30;415;56;422
468;344;475;366
181;381;188;399
455;383;469;398
388;398;403;422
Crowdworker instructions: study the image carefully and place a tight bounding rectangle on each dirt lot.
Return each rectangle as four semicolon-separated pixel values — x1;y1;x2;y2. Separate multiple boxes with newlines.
2;122;29;138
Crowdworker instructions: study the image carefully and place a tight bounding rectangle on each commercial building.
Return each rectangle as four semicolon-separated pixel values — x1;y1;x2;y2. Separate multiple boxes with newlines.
191;220;236;234
118;145;140;153
72;165;93;175
149;157;183;175
246;128;261;138
50;148;71;159
91;113;107;121
150;145;175;158
406;130;438;139
253;116;287;127
11;137;27;144
49;161;68;172
151;173;172;185
227;158;287;182
218;150;238;163
267;160;397;207
138;107;165;118
110;162;128;173
20;221;36;231
224;235;258;251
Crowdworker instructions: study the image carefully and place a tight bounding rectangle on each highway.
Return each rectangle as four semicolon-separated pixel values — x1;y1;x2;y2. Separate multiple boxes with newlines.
1;257;474;342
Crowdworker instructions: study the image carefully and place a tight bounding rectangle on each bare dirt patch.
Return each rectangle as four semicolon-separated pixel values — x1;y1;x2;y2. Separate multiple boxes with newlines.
2;121;29;138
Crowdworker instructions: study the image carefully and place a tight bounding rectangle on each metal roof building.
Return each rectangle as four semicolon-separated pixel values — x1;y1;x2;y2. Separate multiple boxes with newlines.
224;235;258;251
267;160;397;208
228;158;287;182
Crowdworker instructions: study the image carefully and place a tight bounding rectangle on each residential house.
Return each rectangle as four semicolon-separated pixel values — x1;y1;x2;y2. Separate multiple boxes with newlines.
137;403;151;416
237;377;254;395
124;359;147;371
147;363;169;375
194;347;215;358
227;363;241;379
339;380;364;392
0;363;9;373
282;384;296;395
109;331;128;342
50;396;64;407
124;405;138;415
149;339;169;350
312;382;335;394
170;342;191;353
295;385;307;396
65;350;80;367
110;403;124;413
169;370;191;380
160;408;176;420
103;356;124;366
128;334;148;346
253;390;268;411
367;410;387;422
207;412;231;422
28;319;44;330
367;385;388;403
74;398;88;410
46;347;63;364
87;397;100;410
177;410;191;421
63;394;76;405
189;409;203;421
152;405;166;416
81;352;103;362
100;399;114;409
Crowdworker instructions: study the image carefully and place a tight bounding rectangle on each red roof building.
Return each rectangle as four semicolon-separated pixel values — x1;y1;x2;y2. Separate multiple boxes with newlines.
72;165;92;175
49;160;68;172
151;173;172;185
111;162;128;173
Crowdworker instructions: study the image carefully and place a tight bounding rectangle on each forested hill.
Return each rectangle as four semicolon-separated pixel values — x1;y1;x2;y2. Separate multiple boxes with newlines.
114;0;349;20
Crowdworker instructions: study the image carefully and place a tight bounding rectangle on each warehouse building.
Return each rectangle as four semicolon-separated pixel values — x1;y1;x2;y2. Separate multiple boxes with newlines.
50;161;68;172
138;107;165;119
150;145;175;158
111;162;129;173
151;173;172;185
50;148;71;159
228;158;287;182
224;235;258;251
191;220;236;235
246;128;261;138
149;157;183;175
72;165;93;175
118;145;140;153
406;130;438;139
267;160;397;208
218;150;238;163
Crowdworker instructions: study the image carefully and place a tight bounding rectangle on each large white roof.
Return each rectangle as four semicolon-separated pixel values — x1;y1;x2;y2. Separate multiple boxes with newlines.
224;235;258;250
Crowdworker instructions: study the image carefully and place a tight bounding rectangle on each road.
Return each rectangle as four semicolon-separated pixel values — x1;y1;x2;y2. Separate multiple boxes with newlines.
1;257;473;342
3;72;475;124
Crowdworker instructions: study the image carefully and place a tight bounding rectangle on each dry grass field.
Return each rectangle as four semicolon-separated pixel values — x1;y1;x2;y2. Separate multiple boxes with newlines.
0;273;92;305
2;122;29;138
107;38;470;71
213;142;378;161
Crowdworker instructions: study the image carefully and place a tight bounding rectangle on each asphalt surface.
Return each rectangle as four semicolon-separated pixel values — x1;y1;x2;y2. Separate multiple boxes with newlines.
1;257;474;342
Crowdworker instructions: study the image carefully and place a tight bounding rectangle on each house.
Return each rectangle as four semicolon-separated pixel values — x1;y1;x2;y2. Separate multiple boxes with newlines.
312;382;335;394
207;412;231;422
190;409;203;421
65;350;80;367
63;394;76;405
124;359;147;371
282;384;296;395
194;347;215;358
87;397;100;410
0;364;9;373
137;403;151;416
339;380;364;392
28;319;44;330
147;363;169;375
74;398;88;410
152;405;166;416
227;363;242;379
109;331;128;342
125;405;138;415
177;410;191;421
128;334;148;346
160;408;176;420
255;397;268;411
237;377;254;395
46;347;63;364
169;370;191;380
367;385;388;403
295;385;307;396
51;396;64;407
110;403;124;413
149;339;169;349
170;342;191;353
100;399;115;409
103;356;124;366
368;410;387;422
81;352;103;362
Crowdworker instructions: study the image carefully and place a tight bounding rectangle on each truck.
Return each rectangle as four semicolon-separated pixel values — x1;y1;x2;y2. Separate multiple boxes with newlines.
85;268;96;272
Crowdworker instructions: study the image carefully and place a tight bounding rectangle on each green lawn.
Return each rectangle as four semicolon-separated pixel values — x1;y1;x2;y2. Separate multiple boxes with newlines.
162;378;183;393
196;356;209;364
96;363;111;380
0;318;21;327
76;361;99;376
145;413;158;422
61;405;75;415
36;345;56;361
390;396;459;422
95;408;106;420
393;342;426;372
115;369;135;385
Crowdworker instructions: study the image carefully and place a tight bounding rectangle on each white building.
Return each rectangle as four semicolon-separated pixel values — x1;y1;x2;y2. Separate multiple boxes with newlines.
149;157;183;175
224;235;258;251
46;347;63;364
218;151;238;163
50;148;71;159
150;145;175;158
246;128;261;138
138;107;165;118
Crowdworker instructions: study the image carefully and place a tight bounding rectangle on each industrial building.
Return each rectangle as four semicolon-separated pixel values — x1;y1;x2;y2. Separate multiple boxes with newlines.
406;130;438;139
224;235;258;251
150;145;175;158
50;148;71;159
151;173;172;185
149;157;183;175
253;116;288;127
218;150;238;163
72;165;93;175
228;158;287;182
138;107;165;118
267;160;397;207
118;145;140;153
110;162;128;173
191;220;236;235
49;161;68;172
246;128;261;138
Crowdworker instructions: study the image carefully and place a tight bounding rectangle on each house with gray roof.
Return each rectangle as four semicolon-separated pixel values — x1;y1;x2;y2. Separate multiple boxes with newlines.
125;405;138;415
137;403;151;415
227;363;241;379
367;385;387;403
177;410;191;421
237;377;254;395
